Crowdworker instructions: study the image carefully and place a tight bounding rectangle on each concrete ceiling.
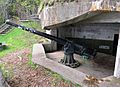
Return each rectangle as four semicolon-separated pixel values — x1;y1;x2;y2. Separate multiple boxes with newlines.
45;11;120;29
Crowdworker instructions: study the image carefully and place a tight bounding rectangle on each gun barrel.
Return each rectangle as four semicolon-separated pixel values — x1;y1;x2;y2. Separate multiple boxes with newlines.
6;21;67;45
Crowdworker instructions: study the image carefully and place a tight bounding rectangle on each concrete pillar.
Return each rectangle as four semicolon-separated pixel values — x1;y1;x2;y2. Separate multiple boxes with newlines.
114;29;120;78
44;29;57;52
46;30;52;42
51;29;57;51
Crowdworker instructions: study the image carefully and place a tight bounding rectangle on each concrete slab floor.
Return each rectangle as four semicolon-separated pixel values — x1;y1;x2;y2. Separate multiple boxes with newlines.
46;51;115;79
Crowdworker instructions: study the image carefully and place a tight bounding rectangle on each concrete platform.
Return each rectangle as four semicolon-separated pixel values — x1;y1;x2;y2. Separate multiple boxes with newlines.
46;51;114;78
32;44;120;87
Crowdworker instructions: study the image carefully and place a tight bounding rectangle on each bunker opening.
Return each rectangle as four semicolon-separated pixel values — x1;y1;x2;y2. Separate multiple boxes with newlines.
53;23;120;78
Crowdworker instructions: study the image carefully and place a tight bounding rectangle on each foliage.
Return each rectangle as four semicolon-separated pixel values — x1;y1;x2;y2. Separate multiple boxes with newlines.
0;63;14;79
0;0;77;21
38;0;76;13
0;16;4;25
0;0;9;24
7;0;41;17
45;68;81;87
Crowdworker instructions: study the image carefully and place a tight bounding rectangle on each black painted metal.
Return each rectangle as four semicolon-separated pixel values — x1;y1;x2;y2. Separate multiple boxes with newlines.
5;21;67;45
59;42;80;68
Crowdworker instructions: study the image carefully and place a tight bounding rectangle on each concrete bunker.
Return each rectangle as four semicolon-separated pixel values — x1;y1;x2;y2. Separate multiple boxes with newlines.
41;11;120;79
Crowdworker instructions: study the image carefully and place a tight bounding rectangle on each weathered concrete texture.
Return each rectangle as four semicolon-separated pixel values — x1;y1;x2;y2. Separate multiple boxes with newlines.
114;30;120;78
32;44;46;60
39;0;120;29
99;76;120;87
81;11;120;23
58;23;119;41
46;51;114;78
40;1;100;29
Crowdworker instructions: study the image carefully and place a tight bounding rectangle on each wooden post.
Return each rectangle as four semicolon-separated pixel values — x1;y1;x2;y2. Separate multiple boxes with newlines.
114;29;120;78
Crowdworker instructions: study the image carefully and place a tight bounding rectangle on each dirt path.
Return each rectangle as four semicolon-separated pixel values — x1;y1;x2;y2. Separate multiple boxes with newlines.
0;49;80;87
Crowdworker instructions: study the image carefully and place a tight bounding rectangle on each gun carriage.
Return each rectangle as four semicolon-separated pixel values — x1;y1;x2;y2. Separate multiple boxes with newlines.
6;20;97;68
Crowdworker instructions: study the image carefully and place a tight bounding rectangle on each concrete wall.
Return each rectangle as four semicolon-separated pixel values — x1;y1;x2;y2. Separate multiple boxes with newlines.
43;29;57;52
57;23;119;54
81;12;120;23
58;23;119;41
40;1;91;28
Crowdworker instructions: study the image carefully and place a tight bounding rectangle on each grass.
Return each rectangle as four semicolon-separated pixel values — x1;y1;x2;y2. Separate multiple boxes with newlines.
45;68;81;87
0;21;46;79
0;63;14;79
0;21;47;57
27;53;38;68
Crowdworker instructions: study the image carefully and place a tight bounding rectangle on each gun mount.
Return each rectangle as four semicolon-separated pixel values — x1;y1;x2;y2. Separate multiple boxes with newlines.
6;20;97;68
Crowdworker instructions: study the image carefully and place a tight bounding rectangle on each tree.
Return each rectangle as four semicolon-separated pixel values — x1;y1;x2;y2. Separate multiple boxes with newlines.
0;0;9;24
7;0;41;19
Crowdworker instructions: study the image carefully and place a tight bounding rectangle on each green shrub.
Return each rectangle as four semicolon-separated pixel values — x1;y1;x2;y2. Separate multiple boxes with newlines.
0;63;14;79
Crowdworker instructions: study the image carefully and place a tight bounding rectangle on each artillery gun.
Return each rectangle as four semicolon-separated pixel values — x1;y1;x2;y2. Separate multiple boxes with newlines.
6;20;97;68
